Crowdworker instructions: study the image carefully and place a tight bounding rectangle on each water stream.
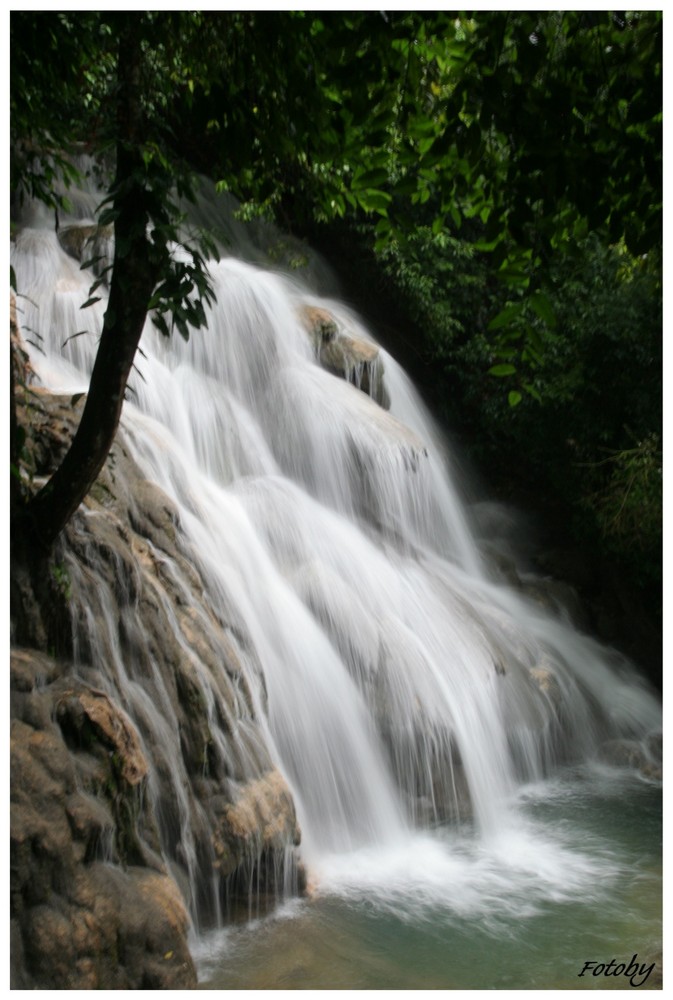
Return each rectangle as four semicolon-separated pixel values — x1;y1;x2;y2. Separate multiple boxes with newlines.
194;770;661;989
11;178;662;987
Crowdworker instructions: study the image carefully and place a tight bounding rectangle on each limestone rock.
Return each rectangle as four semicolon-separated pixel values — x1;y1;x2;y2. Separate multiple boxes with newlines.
298;302;390;408
11;377;305;985
14;386;82;481
207;768;302;896
10;649;197;989
299;304;338;348
55;689;149;787
225;769;300;848
646;731;662;762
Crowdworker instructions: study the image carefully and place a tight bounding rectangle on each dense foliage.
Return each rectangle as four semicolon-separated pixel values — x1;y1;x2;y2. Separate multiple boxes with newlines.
12;11;661;254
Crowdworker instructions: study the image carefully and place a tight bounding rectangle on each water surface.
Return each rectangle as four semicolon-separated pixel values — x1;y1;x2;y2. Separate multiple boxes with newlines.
195;769;661;990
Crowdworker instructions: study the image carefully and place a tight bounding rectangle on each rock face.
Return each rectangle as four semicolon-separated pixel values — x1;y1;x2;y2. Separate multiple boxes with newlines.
11;650;196;989
11;379;304;988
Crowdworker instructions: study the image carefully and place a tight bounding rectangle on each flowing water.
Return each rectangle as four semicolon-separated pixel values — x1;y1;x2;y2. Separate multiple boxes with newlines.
193;771;661;989
11;177;662;988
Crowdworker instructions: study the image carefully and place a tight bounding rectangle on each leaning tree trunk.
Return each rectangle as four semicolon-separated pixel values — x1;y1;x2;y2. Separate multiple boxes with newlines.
25;20;163;549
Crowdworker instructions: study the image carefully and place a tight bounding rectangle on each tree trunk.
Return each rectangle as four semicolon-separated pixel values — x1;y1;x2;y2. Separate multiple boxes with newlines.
24;19;162;549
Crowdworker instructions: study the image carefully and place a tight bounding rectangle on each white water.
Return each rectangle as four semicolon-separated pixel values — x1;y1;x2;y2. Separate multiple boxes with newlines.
11;182;661;934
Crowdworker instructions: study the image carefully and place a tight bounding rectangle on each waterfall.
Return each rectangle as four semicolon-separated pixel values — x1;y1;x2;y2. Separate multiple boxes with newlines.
11;179;661;932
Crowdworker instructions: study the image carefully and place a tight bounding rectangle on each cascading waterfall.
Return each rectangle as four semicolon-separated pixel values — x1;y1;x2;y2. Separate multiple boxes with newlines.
11;176;661;955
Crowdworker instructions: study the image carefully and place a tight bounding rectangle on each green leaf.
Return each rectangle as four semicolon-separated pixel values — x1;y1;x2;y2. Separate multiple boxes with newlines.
70;392;85;406
498;269;531;290
152;312;170;338
80;254;106;272
523;383;542;402
80;296;101;310
528;291;556;327
356;189;392;215
488;363;517;377
473;236;501;251
351;167;389;191
62;330;90;348
98;207;119;227
487;303;523;330
508;390;523;407
85;276;107;296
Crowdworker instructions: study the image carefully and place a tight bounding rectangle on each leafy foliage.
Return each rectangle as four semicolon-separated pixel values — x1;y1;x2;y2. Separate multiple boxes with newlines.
10;13;115;209
583;434;661;565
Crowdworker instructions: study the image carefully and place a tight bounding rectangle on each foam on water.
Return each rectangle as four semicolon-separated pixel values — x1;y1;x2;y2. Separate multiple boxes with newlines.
312;814;621;924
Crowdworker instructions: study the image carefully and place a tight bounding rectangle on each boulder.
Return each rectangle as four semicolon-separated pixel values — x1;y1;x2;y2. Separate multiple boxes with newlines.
299;303;390;408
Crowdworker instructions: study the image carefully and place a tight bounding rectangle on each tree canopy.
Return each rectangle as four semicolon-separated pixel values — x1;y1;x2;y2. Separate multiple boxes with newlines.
12;11;661;251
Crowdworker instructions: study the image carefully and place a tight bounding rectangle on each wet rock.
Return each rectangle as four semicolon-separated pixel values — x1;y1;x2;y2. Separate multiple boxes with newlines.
521;576;587;629
10;291;34;388
14;387;82;481
430;762;472;824
529;664;562;708
10;650;197;988
56;689;149;786
319;331;376;371
65;791;115;851
299;303;390;408
299;304;338;348
22;864;195;989
130;478;181;548
11;376;305;984
208;768;302;899
10;647;65;692
598;738;662;781
225;769;300;847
